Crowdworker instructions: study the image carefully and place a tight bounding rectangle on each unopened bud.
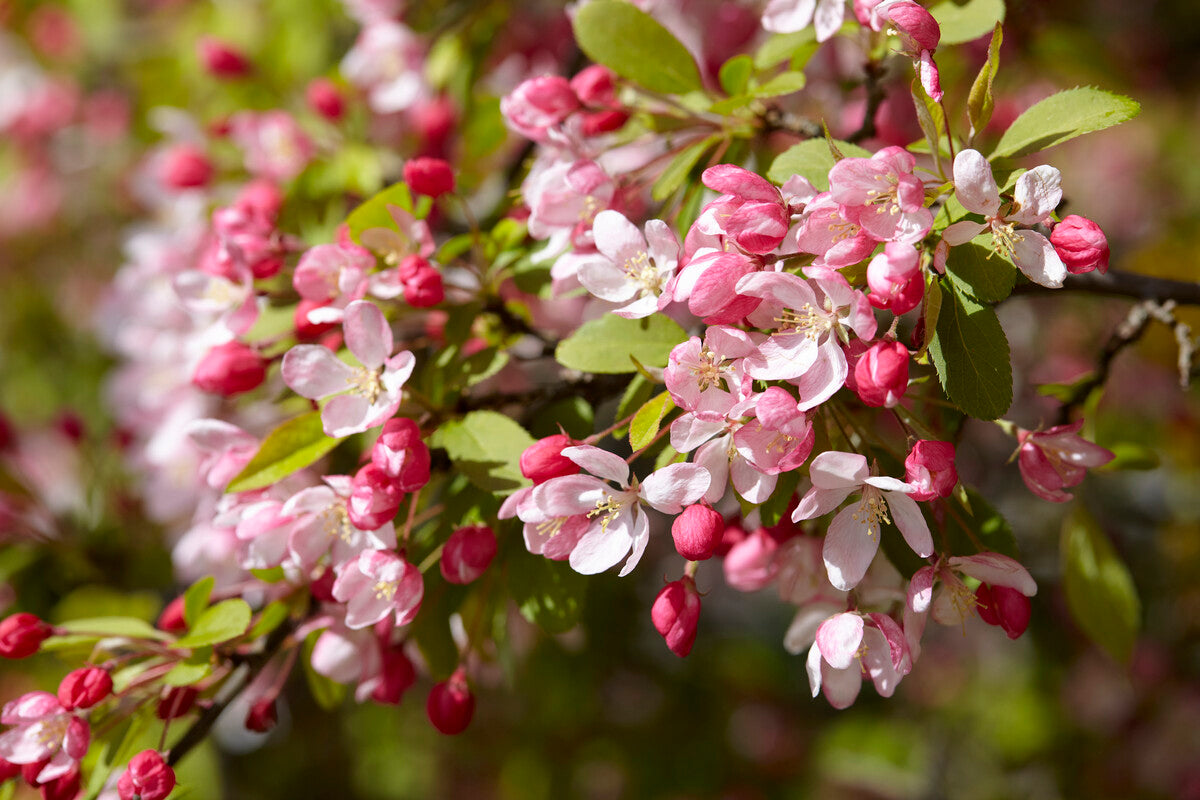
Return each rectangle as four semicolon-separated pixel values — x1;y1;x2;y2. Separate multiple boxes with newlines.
371;645;417;705
570;65;617;107
244;699;277;733
1051;214;1109;275
440;526;497;585
160;143;214;190
519;434;579;483
347;464;403;531
853;341;910;408
427;668;474;735
371;417;431;491
651;576;701;657
580;110;630;136
156;686;198;720
40;766;81;800
0;613;52;659
117;750;176;800
197;37;251;79
192;342;266;397
974;583;1032;639
156;596;188;634
306;78;345;121
402;262;445;308
904;440;958;501
671;505;724;561
57;667;112;711
884;1;941;52
403;157;455;198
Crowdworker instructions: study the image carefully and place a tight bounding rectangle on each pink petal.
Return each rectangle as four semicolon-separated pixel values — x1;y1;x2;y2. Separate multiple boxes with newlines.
885;490;934;557
816;612;864;669
639;463;711;513
563;445;629;486
821;658;863;708
949;553;1037;596
343;300;393;370
593;209;646;264
1011;165;1062;226
908;566;936;614
952;149;1000;217
282;345;357;399
322;393;372;437
823;504;881;591
569;518;634;575
809;451;869;488
1012;231;1066;288
617;510;651;577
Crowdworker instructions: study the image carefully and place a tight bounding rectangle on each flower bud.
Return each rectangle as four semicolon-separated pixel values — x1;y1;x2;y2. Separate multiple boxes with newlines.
347;464;403;531
500;75;580;141
580;109;630;137
440;525;497;585
570;65;617;107
397;255;444;308
294;300;339;341
235;180;284;220
884;1;941;52
722;528;778;591
974;583;1032;639
310;567;337;603
853;341;910;408
23;759;48;786
403;157;455;198
192;342;266;397
904;440;958;501
1017;420;1114;503
867;242;923;314
197;37;251;79
57;667;112;711
371;645;417;705
651;576;701;657
156;596;188;634
306;78;345;121
671;504;724;561
519;434;580;483
117;750;176;800
371;417;431;491
1051;214;1109;275
40;765;80;800
427;668;474;735
160;143;214;190
156;686;197;720
0;613;52;659
244;699;277;733
0;758;20;782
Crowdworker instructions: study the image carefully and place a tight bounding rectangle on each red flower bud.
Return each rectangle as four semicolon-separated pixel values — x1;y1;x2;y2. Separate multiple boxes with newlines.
403;157;455;198
427;668;474;735
156;686;197;720
975;583;1032;639
371;645;417;706
570;65;617;107
0;613;52;659
580;110;630;137
0;758;19;782
117;750;176;800
853;341;910;408
347;464;403;531
23;759;49;786
519;434;579;483
371;417;431;492
40;765;80;800
904;440;958;501
294;300;339;341
197;37;251;79
57;667;112;711
306;78;345;121
156;596;188;634
244;699;277;733
160;143;214;190
400;258;444;308
310;567;337;603
440;526;497;585
1051;214;1109;275
671;504;724;561
192;342;266;397
651;576;701;657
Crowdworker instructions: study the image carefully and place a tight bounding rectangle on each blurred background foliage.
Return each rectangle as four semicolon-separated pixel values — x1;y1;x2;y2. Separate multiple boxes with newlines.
1;0;1198;798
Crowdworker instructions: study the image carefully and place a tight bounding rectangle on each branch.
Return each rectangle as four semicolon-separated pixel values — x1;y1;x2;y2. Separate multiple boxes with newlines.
1012;269;1200;306
847;60;888;144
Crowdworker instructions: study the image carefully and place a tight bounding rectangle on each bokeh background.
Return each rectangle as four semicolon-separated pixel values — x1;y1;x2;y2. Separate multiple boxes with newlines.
1;0;1199;797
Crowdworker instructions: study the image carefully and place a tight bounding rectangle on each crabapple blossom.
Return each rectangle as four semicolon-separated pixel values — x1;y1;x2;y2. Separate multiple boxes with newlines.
576;210;679;318
0;693;89;784
398;255;445;308
306;77;346;120
282;300;416;437
1051;214;1110;274
761;0;846;42
332;549;423;629
672;504;724;561
440;525;497;584
651;576;702;657
117;750;175;800
191;341;266;397
159;143;214;189
371;417;431;491
427;668;474;735
245;699;278;732
347;464;403;531
368;644;417;705
695;165;791;255
827;146;933;243
229;111;314;183
283;477;397;570
663;326;758;412
197;37;251;79
500;75;580;142
340;21;428;113
804;612;910;708
1016;420;1115;502
852;340;910;408
904;440;958;501
403;157;455;198
866;241;923;314
975;583;1033;639
519;434;579;483
723;527;781;592
56;668;111;711
0;614;51;659
794;195;879;267
292;241;373;312
794;451;934;590
881;1;943;101
156;687;197;720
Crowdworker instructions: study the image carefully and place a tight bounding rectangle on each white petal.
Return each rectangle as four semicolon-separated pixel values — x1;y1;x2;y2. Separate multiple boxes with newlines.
1012;231;1066;288
885;491;934;557
949;553;1037;596
563;445;630;485
640;463;710;513
952;149;1000;217
1011;165;1062;225
569;520;633;575
343;300;393;369
823;504;881;591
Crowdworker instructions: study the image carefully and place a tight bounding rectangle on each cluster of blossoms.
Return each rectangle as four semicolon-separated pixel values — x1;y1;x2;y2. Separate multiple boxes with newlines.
0;0;1138;792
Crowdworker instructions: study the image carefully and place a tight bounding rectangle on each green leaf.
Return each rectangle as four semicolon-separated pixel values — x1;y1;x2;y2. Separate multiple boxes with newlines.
226;412;343;494
55;617;169;640
572;0;703;94
182;577;214;629
508;551;587;635
653;135;721;202
990;87;1141;160
249;566;287;584
753;29;816;70
911;78;947;161
917;271;942;360
629;392;675;451
944;240;1016;302
758;468;802;528
945;489;1019;558
1062;507;1141;664
751;71;807;98
174;599;252;649
247;601;291;640
164;648;213;687
968;23;1003;140
556;314;687;374
616;373;653;435
432;410;535;493
344;181;415;243
928;280;1012;420
719;54;753;96
930;0;1005;45
766;138;873;190
302;631;347;711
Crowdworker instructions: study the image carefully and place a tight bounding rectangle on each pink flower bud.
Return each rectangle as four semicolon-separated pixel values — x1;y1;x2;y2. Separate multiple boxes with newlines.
0;758;20;782
974;583;1032;639
347;464;403;531
118;750;176;800
884;1;941;52
519;434;579;483
306;78;345;121
197;37;252;79
500;75;580;141
310;567;337;603
1017;420;1114;503
0;613;52;659
867;242;923;314
371;645;417;705
40;766;81;800
1051;214;1109;275
156;687;197;720
403;157;455;198
671;504;724;561
853;341;910;408
570;65;617;107
440;525;497;584
192;342;266;397
427;668;474;735
160;143;214;190
580;109;630;136
398;256;445;308
651;576;701;657
57;667;112;711
244;699;277;732
156;597;188;634
235;179;284;220
904;440;958;501
371;418;431;491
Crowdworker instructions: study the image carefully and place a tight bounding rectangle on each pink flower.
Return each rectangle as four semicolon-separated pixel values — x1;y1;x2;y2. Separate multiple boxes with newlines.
827;147;933;244
975;583;1033;639
651;576;702;657
762;0;846;42
403;157;455;198
340;21;428;113
695;165;791;255
57;668;112;711
0;692;89;785
283;477;397;570
881;2;943;101
501;76;580;142
292;242;373;309
794;195;879;267
306;78;346;120
347;464;403;531
1017;420;1114;502
192;341;266;397
159;143;214;190
197;37;252;79
943;149;1067;288
576;210;679;318
793;451;934;590
852;340;910;408
866;241;923;313
332;549;423;629
186;419;258;490
804;612;910;708
663;326;758;412
229;111;314;183
282;300;416;437
903;440;957;501
371;417;431;491
1051;214;1110;275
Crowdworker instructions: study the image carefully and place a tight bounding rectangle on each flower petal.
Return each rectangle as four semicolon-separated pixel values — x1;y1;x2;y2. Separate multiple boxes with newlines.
823;504;881;591
343;300;393;369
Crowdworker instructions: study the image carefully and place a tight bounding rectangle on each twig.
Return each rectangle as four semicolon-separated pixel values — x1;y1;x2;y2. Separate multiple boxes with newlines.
1011;269;1200;306
1054;300;1157;425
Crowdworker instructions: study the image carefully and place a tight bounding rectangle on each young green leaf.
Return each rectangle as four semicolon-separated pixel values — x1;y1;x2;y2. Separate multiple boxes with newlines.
990;87;1141;160
555;313;688;374
968;23;1003;141
182;576;214;629
163;647;213;687
652;135;721;202
930;0;1005;45
753;29;816;70
928;279;1012;420
226;412;343;494
719;54;753;96
432;410;535;493
629;392;676;451
766;138;873;189
174;599;252;649
916;271;943;360
1062;507;1141;664
344;181;415;242
572;0;703;94
751;71;807;98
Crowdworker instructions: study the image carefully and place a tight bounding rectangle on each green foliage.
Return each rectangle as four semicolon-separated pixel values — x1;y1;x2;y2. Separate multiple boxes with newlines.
344;181;417;243
766;138;872;189
968;23;1004;140
629;392;675;451
174;599;253;648
930;0;1006;45
555;314;688;374
653;135;722;202
164;647;214;686
947;489;1019;558
990;87;1141;159
928;279;1012;420
572;0;703;94
183;576;215;628
1062;507;1141;664
944;240;1017;302
753;29;816;70
227;412;344;494
507;550;587;635
431;410;535;493
718;55;753;96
